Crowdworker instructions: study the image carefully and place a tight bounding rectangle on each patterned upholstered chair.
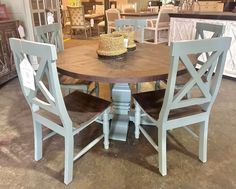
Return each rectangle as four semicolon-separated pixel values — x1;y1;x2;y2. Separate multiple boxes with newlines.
67;6;91;39
9;38;111;185
34;23;99;96
133;37;231;176
106;8;120;33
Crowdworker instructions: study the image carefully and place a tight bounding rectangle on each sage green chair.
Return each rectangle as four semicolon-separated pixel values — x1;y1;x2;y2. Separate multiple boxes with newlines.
174;22;225;90
133;37;231;176
34;23;99;96
9;38;111;185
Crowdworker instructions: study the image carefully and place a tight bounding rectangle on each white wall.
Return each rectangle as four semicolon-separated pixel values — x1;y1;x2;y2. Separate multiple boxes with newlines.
1;0;34;40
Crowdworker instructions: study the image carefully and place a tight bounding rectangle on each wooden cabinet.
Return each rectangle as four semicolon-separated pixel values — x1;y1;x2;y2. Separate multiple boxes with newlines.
194;1;224;12
0;20;19;85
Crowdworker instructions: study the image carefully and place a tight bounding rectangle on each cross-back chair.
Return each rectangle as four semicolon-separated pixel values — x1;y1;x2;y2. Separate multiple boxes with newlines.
9;38;111;185
133;37;231;176
34;23;99;96
175;22;225;92
67;6;91;39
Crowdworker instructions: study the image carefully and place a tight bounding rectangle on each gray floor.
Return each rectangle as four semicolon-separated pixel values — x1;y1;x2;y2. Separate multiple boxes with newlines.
0;40;236;188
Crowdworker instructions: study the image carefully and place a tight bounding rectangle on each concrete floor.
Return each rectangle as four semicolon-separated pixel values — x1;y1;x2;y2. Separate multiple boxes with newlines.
0;39;236;189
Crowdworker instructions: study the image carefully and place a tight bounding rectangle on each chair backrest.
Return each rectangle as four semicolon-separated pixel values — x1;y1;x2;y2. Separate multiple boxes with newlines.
9;38;72;128
159;37;231;122
195;22;225;40
67;6;86;26
115;19;146;32
95;4;104;15
122;3;137;13
195;22;225;66
105;8;120;24
34;23;63;52
155;7;175;29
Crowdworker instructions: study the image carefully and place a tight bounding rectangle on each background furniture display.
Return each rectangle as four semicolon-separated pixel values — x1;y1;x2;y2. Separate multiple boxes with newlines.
0;20;19;85
10;38;111;185
133;37;231;177
67;6;92;38
169;12;236;78
194;1;224;12
81;0;117;14
0;4;9;20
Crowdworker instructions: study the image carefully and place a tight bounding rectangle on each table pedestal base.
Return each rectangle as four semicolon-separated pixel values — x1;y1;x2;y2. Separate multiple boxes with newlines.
110;83;131;141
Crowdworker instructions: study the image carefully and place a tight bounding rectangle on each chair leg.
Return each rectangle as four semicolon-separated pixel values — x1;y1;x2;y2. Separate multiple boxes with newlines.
103;109;110;150
199;120;208;163
136;83;141;93
134;101;141;139
109;83;114;99
95;82;99;96
158;125;167;176
84;29;88;39
155;80;161;90
70;29;73;39
154;31;158;44
33;119;42;161
89;27;92;37
64;134;74;185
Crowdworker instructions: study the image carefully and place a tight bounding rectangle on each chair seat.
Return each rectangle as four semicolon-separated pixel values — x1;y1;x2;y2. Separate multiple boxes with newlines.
71;22;91;29
98;21;105;27
133;89;205;121
36;91;111;127
146;21;169;30
59;75;92;86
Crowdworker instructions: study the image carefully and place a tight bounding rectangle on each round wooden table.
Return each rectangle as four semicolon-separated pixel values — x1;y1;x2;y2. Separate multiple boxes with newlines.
57;43;187;141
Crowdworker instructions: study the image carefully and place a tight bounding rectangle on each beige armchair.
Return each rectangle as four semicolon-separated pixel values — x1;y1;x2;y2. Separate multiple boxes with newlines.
144;7;175;44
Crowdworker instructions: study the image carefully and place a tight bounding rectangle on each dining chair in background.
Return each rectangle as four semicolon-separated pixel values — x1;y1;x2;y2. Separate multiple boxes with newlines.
10;38;111;185
96;5;105;35
144;6;175;44
67;6;91;39
133;37;231;176
34;23;99;96
106;8;120;33
121;3;137;13
95;4;105;15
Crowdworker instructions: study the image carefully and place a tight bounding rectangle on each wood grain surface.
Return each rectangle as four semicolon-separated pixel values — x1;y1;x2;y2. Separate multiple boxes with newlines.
57;43;189;83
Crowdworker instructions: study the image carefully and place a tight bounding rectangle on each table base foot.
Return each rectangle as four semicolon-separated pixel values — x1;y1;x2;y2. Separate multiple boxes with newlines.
110;114;129;141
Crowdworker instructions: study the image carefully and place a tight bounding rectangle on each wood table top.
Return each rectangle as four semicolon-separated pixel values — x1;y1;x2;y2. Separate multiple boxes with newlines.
85;14;104;19
57;43;188;83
